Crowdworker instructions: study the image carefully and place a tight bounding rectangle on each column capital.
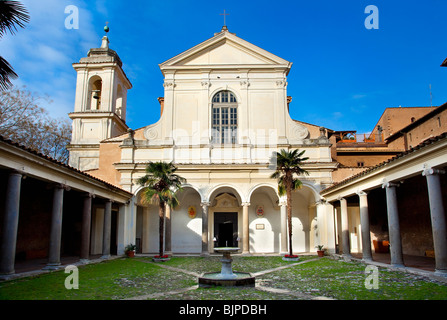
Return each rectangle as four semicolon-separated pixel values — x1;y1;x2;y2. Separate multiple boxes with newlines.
8;170;24;178
200;201;211;209
315;199;327;206
356;190;368;197
83;192;95;199
242;202;251;207
337;196;347;202
422;167;446;177
382;181;400;189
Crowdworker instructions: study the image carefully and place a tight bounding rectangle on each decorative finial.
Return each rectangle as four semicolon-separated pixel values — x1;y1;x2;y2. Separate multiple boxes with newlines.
100;22;110;49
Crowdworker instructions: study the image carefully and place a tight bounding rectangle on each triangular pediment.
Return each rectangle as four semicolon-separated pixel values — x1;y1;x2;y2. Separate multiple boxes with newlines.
159;30;291;70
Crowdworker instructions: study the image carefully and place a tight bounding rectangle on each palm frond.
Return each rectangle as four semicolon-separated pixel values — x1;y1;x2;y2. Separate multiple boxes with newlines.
0;1;30;37
0;56;17;90
137;161;187;208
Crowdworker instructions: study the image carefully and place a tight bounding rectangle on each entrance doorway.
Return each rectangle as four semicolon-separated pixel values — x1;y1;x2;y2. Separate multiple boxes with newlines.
214;212;238;247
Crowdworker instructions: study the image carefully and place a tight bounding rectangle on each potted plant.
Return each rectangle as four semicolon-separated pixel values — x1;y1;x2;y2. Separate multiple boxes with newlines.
152;254;170;262
125;244;137;258
283;254;299;261
316;245;325;257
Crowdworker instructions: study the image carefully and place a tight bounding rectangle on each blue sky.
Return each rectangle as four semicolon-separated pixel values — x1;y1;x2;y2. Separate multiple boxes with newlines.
1;0;447;133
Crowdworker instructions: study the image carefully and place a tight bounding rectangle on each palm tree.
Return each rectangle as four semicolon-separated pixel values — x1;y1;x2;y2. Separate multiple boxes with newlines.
270;149;309;257
137;161;186;257
0;1;29;90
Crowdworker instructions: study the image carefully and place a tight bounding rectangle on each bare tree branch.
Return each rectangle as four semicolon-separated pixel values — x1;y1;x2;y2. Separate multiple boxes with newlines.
0;86;71;163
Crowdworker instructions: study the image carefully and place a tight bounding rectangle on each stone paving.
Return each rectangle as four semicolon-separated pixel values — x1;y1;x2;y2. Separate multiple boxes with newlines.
125;258;336;300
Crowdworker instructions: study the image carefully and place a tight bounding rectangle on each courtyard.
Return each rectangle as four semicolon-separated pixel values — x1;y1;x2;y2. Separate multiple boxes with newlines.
1;255;446;301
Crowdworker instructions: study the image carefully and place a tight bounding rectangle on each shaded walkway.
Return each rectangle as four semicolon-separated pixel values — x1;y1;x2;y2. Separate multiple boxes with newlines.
351;253;436;272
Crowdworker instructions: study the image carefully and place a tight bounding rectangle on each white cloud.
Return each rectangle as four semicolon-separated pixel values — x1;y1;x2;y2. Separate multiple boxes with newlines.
0;0;102;119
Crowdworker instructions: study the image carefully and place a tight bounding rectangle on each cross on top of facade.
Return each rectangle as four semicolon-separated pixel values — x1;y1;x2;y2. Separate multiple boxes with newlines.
220;10;229;26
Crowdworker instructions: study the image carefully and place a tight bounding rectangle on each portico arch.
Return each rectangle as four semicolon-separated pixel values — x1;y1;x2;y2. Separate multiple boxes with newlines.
135;188;158;253
171;186;203;253
206;185;244;251
290;184;320;253
248;184;282;253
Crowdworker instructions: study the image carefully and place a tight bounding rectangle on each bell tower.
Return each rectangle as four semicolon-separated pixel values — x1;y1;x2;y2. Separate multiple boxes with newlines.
68;25;132;171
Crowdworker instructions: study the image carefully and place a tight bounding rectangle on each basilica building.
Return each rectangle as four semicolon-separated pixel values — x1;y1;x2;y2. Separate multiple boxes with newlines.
67;27;337;255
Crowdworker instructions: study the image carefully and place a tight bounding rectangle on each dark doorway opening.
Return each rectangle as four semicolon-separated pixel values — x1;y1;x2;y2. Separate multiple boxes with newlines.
214;212;238;247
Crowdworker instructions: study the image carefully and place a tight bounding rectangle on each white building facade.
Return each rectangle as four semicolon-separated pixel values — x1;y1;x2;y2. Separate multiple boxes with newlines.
69;27;338;255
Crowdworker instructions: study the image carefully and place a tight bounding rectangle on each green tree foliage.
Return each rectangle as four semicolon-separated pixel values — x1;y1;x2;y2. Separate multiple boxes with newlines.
137;161;186;257
270;149;309;256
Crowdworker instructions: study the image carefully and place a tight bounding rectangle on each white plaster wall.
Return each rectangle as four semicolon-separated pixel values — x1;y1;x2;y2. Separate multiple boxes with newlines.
291;192;313;253
91;208;104;254
348;207;361;253
249;193;281;253
171;192;202;253
146;206;161;253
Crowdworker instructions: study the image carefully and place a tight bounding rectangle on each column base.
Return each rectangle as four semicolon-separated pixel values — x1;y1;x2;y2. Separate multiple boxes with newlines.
79;259;90;264
0;270;15;277
342;254;353;261
434;269;447;277
0;274;14;281
43;263;61;270
390;263;406;269
200;252;210;257
101;255;110;260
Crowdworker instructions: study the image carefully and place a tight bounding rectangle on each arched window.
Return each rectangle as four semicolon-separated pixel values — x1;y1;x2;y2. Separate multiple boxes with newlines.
115;85;123;118
211;91;237;144
87;76;102;110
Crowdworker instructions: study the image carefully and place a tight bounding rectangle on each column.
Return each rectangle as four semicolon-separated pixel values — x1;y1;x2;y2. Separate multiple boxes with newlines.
201;202;210;256
423;168;447;275
242;202;250;254
142;206;150;253
80;193;93;262
280;200;288;254
0;171;22;275
326;203;337;254
165;204;172;255
339;197;352;258
102;199;112;259
382;182;404;267
46;184;65;269
357;191;373;261
315;200;326;249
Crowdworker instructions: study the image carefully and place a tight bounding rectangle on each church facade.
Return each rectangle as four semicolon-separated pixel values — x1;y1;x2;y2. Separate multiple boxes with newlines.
67;27;338;255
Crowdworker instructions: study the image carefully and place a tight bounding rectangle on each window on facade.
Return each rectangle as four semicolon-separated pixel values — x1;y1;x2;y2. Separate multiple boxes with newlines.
211;91;237;144
357;161;364;167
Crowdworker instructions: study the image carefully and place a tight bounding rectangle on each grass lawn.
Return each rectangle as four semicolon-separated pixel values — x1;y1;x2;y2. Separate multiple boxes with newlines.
0;255;446;300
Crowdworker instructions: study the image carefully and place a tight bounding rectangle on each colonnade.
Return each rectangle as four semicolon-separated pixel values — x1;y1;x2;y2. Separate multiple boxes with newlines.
334;167;446;275
0;171;125;275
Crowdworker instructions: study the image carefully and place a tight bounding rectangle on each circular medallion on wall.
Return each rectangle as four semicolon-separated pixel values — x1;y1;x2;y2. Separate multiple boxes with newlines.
256;205;264;217
188;206;196;219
